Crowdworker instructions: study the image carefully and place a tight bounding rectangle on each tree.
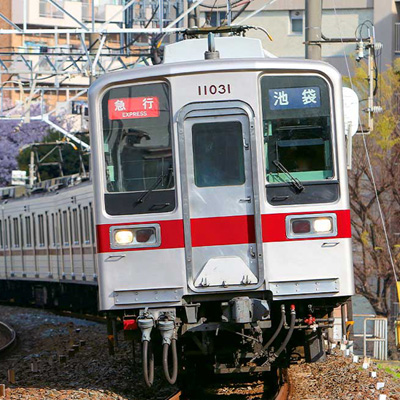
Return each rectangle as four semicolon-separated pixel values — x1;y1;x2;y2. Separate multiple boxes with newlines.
16;130;90;181
0;101;88;185
346;61;400;316
0;102;51;186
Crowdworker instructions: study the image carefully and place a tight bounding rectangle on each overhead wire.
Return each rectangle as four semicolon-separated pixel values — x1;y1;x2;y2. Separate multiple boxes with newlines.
200;0;244;9
103;4;159;51
332;1;398;283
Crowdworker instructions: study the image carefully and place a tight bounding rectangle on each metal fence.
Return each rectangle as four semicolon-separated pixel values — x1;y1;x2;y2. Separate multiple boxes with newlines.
353;314;388;360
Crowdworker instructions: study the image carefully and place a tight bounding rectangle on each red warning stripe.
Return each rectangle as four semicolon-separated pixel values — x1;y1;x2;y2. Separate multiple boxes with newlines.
96;210;351;253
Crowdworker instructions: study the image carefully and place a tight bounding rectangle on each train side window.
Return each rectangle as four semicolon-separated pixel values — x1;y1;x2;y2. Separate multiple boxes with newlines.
83;206;90;244
72;209;79;245
89;204;95;245
19;216;24;249
38;215;45;247
25;216;32;247
0;220;3;249
101;82;175;215
62;210;69;246
58;211;63;246
13;218;19;248
4;221;8;249
32;214;37;248
45;213;50;249
261;75;334;184
8;218;12;249
51;213;57;246
192;121;245;187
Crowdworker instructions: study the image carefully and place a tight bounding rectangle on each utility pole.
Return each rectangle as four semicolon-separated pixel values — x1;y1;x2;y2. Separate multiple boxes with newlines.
305;0;322;60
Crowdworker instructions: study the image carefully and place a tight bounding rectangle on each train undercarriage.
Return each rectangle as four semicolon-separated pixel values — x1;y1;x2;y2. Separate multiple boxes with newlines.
0;279;351;391
120;294;350;387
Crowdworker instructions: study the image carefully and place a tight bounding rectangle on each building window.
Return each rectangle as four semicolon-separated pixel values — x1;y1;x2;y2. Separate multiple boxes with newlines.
204;11;227;27
39;0;65;19
290;10;303;35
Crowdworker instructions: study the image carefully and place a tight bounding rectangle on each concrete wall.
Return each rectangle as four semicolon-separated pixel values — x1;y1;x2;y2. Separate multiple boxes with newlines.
200;0;400;74
373;0;397;68
236;8;372;65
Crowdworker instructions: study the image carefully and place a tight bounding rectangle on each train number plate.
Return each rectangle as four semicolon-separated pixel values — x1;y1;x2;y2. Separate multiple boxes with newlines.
198;84;231;96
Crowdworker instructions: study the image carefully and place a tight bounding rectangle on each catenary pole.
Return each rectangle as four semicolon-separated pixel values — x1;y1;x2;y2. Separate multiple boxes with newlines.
305;0;322;60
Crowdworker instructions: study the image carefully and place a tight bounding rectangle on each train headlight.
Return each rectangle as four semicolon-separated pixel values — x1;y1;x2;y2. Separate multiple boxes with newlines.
114;230;134;245
286;214;337;239
313;218;333;233
110;225;160;249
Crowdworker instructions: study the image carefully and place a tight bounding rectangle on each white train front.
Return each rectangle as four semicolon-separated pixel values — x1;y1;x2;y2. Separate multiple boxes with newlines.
88;34;354;383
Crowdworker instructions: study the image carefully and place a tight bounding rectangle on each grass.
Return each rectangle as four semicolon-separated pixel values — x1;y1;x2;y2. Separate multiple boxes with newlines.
377;362;400;379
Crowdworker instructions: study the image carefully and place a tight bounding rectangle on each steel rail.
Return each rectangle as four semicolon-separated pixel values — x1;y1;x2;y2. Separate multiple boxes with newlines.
0;321;16;353
275;368;290;400
165;368;290;399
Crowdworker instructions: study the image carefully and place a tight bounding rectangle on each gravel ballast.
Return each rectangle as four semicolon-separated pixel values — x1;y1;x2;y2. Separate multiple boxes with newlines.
2;305;400;399
0;305;176;400
289;350;400;399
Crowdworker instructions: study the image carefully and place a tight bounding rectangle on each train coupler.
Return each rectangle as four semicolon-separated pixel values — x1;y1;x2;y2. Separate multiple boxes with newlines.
221;297;270;324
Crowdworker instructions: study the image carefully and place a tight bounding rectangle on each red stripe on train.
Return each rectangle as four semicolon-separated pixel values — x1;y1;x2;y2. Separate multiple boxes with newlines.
96;219;184;253
96;210;351;253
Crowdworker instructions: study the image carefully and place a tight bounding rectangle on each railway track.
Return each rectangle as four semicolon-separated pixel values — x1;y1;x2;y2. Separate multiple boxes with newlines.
0;320;16;353
165;368;290;400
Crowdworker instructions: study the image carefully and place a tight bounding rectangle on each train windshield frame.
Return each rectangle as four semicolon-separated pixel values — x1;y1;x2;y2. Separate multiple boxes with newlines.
100;81;176;215
260;74;335;186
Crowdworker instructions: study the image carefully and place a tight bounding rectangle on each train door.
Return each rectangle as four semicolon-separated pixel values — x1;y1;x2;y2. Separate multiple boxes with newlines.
178;103;264;293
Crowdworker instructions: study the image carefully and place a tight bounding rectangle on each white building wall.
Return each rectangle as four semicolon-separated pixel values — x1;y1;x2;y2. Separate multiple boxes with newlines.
199;0;400;74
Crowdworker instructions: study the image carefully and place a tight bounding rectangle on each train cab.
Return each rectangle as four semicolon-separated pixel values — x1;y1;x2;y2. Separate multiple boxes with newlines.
88;32;354;382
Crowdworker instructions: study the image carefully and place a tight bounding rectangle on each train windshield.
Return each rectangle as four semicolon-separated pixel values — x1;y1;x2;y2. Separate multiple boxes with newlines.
261;75;333;184
101;82;175;215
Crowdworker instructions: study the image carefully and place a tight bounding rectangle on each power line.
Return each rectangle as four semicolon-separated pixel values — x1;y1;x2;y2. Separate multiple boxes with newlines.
332;1;398;284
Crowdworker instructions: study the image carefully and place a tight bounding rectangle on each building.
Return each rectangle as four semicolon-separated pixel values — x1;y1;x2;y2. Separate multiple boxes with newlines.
198;0;397;74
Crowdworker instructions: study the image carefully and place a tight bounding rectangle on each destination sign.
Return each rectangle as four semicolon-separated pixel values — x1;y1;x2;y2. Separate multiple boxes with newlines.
268;86;321;111
108;97;160;120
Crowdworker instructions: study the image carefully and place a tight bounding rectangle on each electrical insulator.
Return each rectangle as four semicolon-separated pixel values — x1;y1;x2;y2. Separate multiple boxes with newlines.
371;106;383;114
356;40;364;62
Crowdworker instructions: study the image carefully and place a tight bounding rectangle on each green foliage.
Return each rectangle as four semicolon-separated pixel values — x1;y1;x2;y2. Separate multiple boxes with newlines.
377;363;400;379
348;58;400;317
17;130;90;181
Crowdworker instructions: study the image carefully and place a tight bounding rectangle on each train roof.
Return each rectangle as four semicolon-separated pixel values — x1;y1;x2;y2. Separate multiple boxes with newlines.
0;174;90;201
89;37;341;97
163;36;276;63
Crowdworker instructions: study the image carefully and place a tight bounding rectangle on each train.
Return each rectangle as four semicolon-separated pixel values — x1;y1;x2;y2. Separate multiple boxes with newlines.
0;28;356;387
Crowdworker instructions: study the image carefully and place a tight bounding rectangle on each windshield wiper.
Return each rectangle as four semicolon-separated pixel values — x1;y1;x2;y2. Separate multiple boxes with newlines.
135;174;166;205
272;160;304;192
